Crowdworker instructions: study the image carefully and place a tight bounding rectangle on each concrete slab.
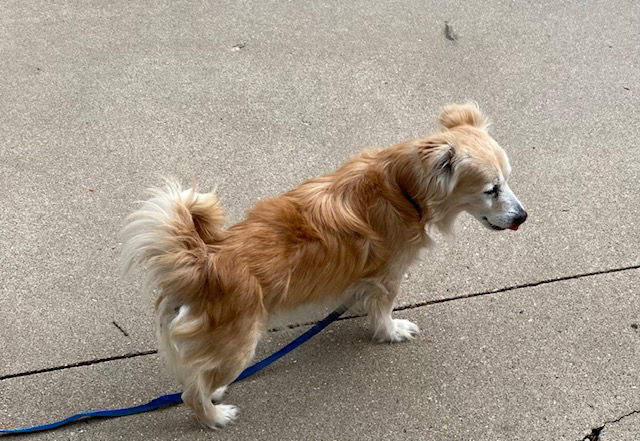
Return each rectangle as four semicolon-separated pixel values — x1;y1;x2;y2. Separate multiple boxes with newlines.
1;0;639;375
1;269;638;440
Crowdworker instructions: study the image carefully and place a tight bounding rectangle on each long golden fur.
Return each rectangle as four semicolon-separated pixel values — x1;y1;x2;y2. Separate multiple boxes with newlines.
121;103;526;428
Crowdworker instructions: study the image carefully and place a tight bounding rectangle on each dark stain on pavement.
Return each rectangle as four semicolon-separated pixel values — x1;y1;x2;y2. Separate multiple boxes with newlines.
444;21;457;41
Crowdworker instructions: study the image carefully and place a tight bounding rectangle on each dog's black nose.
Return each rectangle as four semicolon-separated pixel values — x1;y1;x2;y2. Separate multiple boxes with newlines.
513;210;528;226
507;209;527;231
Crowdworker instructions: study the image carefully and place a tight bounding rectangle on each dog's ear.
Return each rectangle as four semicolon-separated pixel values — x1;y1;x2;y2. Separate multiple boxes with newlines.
431;143;455;175
418;140;458;199
438;102;489;129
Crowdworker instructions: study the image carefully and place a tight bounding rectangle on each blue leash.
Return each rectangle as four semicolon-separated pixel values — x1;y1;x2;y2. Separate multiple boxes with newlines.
1;304;350;435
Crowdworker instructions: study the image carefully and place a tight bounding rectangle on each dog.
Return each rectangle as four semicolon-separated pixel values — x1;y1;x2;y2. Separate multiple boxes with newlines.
120;103;527;428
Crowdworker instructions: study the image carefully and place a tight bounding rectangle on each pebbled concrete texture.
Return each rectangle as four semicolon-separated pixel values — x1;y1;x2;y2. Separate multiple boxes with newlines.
1;270;639;440
1;0;639;375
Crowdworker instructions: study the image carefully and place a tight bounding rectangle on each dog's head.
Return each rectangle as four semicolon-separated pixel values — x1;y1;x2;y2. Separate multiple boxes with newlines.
417;103;527;232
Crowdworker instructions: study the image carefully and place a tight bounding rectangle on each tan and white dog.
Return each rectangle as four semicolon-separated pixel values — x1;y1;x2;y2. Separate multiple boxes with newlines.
121;103;527;428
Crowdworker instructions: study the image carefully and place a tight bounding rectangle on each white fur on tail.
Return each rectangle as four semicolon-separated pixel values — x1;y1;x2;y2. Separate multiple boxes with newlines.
119;179;225;300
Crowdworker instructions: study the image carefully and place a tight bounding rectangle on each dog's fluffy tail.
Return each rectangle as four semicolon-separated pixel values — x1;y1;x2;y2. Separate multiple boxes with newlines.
120;180;226;304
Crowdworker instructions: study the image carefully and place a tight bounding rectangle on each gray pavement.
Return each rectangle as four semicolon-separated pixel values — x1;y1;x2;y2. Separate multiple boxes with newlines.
1;0;639;439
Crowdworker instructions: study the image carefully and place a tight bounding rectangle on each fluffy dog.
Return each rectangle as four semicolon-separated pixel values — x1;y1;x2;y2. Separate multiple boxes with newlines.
121;103;527;428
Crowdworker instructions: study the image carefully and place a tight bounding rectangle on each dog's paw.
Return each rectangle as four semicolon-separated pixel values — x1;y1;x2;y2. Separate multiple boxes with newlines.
212;404;238;428
377;319;420;343
210;385;228;402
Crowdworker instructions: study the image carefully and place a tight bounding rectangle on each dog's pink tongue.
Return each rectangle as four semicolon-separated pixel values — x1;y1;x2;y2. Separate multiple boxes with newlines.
508;224;520;231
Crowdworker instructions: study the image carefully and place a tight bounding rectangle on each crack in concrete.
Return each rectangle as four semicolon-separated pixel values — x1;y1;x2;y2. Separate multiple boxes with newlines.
581;409;640;441
0;350;158;381
1;264;638;382
398;263;640;311
111;320;129;337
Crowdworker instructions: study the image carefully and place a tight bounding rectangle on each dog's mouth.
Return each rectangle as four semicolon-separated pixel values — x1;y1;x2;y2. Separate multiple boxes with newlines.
482;216;506;231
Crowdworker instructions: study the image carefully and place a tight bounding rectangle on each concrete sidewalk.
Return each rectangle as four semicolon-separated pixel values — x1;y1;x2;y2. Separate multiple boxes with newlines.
1;0;638;440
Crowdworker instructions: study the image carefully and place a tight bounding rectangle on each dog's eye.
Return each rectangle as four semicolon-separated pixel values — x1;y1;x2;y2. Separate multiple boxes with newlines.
484;185;500;196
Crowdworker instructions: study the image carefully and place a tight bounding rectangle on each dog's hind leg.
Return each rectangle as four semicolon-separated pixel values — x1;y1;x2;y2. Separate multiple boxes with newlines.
166;260;267;428
359;278;419;343
180;323;261;429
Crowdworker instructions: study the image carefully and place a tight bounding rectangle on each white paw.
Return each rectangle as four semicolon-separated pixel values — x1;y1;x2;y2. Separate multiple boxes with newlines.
378;319;420;343
210;385;227;402
212;404;238;428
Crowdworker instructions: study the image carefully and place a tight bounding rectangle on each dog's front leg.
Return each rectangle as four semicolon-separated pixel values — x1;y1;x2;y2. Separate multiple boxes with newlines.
360;279;419;343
